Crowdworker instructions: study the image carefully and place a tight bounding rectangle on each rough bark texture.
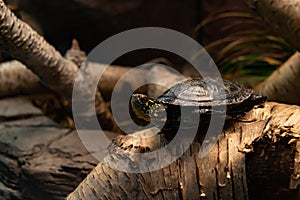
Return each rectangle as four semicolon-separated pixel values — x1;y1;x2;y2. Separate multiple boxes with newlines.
0;96;122;200
0;0;78;98
67;102;300;200
246;134;299;199
0;0;118;131
244;0;300;51
255;52;300;105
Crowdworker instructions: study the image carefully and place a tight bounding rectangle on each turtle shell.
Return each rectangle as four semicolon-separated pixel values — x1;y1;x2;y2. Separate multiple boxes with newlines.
157;77;253;107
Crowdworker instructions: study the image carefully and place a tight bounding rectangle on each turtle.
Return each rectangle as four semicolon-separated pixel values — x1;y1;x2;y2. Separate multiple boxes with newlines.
130;77;266;135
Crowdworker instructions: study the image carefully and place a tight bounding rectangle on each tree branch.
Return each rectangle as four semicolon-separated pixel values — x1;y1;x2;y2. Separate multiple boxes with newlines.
66;102;300;199
0;0;119;130
244;0;300;51
255;52;300;104
0;0;77;98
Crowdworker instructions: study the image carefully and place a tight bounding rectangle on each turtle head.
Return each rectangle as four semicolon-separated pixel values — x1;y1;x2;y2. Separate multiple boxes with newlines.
130;94;166;126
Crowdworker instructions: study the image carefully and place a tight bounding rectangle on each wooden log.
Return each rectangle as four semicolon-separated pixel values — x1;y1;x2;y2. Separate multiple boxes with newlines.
67;102;300;199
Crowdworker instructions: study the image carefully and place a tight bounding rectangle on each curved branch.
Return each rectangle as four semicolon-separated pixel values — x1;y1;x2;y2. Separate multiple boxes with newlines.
255;52;300;104
244;0;300;51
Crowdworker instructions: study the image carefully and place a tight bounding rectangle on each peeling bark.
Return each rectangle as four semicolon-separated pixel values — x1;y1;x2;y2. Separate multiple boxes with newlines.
67;102;300;200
